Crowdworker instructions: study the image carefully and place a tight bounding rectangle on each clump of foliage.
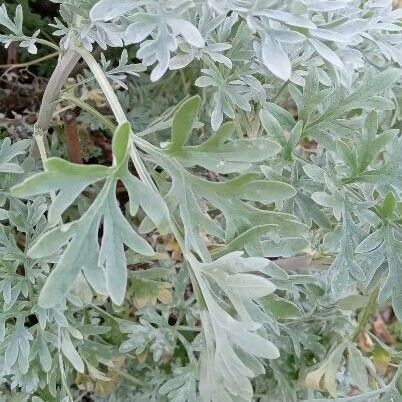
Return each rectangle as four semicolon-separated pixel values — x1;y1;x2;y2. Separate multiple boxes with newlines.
0;1;402;401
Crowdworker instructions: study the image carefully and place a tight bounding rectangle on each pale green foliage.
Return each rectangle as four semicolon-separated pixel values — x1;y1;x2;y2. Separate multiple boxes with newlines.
39;0;402;128
12;123;165;307
0;4;40;53
0;1;402;401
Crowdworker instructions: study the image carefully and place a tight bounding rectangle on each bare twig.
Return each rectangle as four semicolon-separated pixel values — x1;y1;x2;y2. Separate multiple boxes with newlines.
62;110;82;164
31;49;81;160
0;51;59;70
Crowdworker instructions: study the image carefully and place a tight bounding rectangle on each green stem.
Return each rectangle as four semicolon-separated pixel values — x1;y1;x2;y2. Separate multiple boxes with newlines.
34;38;60;51
72;48;125;123
354;286;379;341
61;93;116;132
62;95;174;138
73;46;154;187
119;371;147;387
177;332;197;365
89;303;118;322
272;81;288;102
10;36;60;52
176;325;201;332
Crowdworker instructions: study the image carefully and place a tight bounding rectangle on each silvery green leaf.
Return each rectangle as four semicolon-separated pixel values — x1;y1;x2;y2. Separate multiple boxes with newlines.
261;36;291;81
296;192;332;229
343;69;401;112
170;96;201;152
186;252;280;399
309;28;349;43
5;2;402;396
262;294;301;318
37;210;102;308
0;4;17;33
169;52;194;69
256;10;316;29
123;12;204;82
256;237;309;258
34;174;155;307
101;50;146;89
309;38;344;70
100;190;155;304
159;367;198;402
348;344;370;392
5;334;18;367
0;163;24;174
303;164;326;183
119;318;176;363
312;192;343;221
61;330;84;373
259;110;287;146
328;205;366;297
0;208;8;220
123;173;170;233
167;18;205;48
12;158;109;225
14;4;23;33
12;123;158;308
90;0;144;21
220;224;278;256
37;335;52;372
194;75;215;88
222;178;296;203
170;120;281;173
302;0;350;11
268;28;305;44
27;223;76;259
259;102;295;131
0;138;30;174
222;273;276;298
195;68;252;129
207;0;252;14
199;298;279;401
124;16;158;44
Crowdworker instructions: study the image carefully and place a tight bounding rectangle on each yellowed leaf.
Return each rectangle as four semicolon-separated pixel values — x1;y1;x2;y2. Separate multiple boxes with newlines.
305;365;326;391
137;349;148;364
373;345;391;375
158;287;173;304
132;277;172;308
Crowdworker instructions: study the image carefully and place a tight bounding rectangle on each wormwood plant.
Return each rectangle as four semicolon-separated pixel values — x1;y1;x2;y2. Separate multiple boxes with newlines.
0;0;402;401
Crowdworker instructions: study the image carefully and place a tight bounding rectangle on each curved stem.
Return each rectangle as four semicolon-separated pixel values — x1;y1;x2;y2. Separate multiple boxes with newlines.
35;49;81;136
72;47;126;123
61;93;116;132
119;371;147;387
28;49;81;213
32;49;81;164
9;35;60;52
73;46;154;187
34;38;60;51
